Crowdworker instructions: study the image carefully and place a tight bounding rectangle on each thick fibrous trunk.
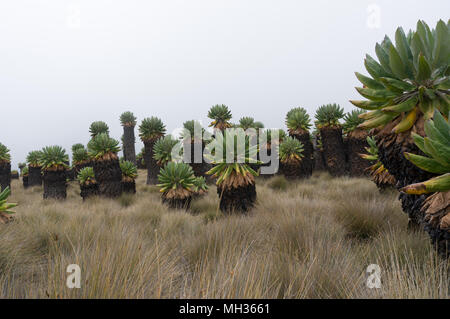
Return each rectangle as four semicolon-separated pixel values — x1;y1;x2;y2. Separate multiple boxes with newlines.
313;148;326;171
23;175;29;188
122;181;136;194
290;130;313;178
375;119;436;226
28;166;42;186
320;126;346;177
123;125;136;165
280;161;302;179
144;140;159;185
92;158;123;198
420;191;449;259
347;129;370;177
217;183;256;213
80;183;99;200
162;195;192;210
43;170;67;199
0;161;11;192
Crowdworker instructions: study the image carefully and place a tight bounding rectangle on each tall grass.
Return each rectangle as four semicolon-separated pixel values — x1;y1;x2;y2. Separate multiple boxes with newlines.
0;171;448;298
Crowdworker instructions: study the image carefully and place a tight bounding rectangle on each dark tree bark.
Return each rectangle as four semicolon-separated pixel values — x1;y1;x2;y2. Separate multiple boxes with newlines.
28;165;42;186
217;183;256;213
43;169;67;199
375;118;436;226
123;125;136;165
0;162;11;192
320;126;347;177
313;148;326;172
92;157;123;198
144;140;159;185
80;183;99;200
162;195;192;210
290;130;313;178
23;175;29;188
280;161;302;179
347;129;370;177
122;181;136;194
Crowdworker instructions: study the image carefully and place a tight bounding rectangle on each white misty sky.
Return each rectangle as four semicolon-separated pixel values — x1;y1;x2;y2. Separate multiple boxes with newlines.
0;0;448;168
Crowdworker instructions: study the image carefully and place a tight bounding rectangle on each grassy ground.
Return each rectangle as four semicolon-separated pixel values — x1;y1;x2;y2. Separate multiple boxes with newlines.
1;170;448;298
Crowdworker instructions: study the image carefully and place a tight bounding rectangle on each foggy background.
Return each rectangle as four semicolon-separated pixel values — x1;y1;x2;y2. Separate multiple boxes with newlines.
0;0;448;168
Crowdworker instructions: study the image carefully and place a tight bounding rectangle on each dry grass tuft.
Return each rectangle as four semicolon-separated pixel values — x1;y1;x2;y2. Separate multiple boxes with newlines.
0;170;448;298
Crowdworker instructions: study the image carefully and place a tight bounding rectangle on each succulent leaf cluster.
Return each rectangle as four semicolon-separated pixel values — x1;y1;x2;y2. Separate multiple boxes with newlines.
314;104;345;127
77;167;96;185
401;110;450;194
193;176;208;195
157;162;196;197
0;187;17;222
89;121;110;138
120;160;138;180
351;20;449;133
139;117;166;142
238;117;256;130
27;151;43;167
39;146;69;171
153;135;182;166
120;111;137;126
72;147;89;164
286;107;312;132
71;143;85;153
343;109;367;133
205;129;260;188
279;137;304;163
360;136;396;186
88;133;121;160
208;104;232;130
0;143;11;163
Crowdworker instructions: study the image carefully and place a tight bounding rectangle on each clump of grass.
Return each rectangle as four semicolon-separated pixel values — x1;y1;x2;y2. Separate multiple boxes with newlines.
118;193;135;207
267;175;288;191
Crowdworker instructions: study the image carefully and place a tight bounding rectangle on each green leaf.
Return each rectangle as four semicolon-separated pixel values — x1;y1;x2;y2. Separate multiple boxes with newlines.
365;54;390;79
423;137;450;167
383;96;418;113
389;45;407;78
355;87;396;102
359;113;396;129
433;20;450;68
349;100;384;110
425;120;447;143
375;42;392;75
379;77;415;92
395;27;414;78
416;54;431;82
355;72;385;89
432;110;450;143
411;133;427;155
404;153;449;174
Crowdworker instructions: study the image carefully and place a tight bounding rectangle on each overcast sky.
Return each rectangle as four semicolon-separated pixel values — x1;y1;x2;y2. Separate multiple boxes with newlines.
0;0;448;168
